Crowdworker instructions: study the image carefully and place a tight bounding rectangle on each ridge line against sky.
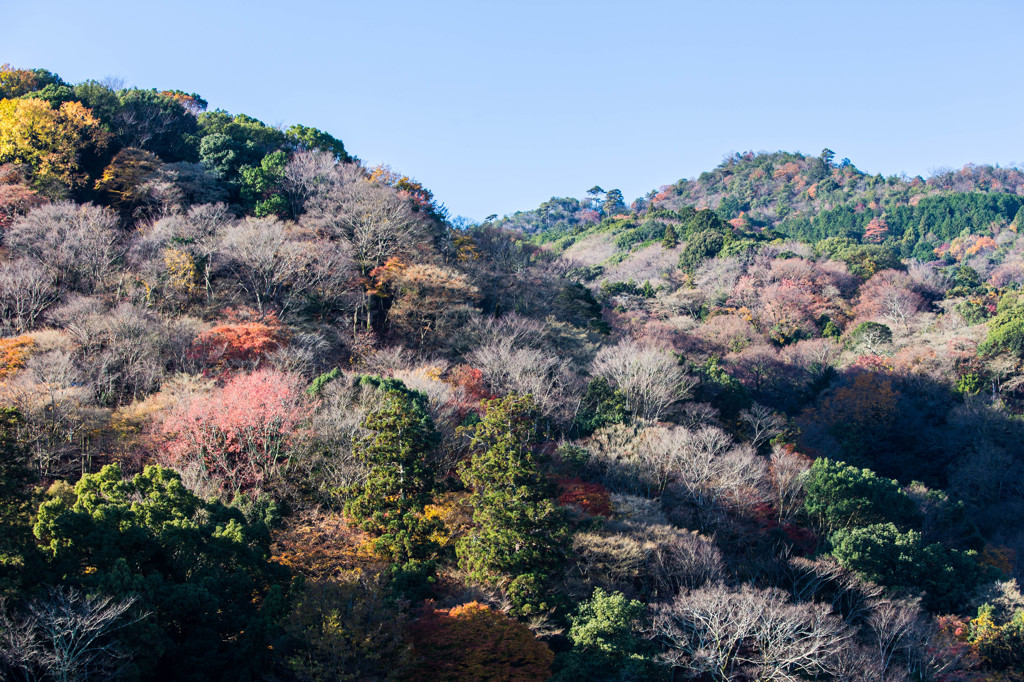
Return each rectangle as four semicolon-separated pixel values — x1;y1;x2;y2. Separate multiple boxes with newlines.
4;0;1024;221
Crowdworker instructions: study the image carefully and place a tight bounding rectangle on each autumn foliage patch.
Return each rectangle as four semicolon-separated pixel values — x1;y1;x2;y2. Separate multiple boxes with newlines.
557;477;613;517
155;369;311;494
408;602;553;682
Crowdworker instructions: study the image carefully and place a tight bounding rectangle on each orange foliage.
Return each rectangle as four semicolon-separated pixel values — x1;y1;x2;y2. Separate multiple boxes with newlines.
369;164;435;211
851;354;896;373
271;511;385;581
158;90;205;115
773;162;800;181
814;371;901;434
556;478;612;517
0;335;33;379
0;64;47;98
408;602;553;682
365;256;407;296
190;312;287;370
979;545;1015;575
652;185;674;204
863;217;889;244
966;235;997;256
446;364;494;401
948;234;998;262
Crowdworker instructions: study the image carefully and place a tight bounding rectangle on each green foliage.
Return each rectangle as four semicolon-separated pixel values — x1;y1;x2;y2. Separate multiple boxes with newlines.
601;188;626;217
613;219;665;250
240;150;288;217
849;320;893;349
345;384;442;565
198;110;287;182
554;588;664;681
0;408;43;598
573;376;629;436
684;207;727;237
956;298;993;324
980;292;1024;358
198;132;240;177
822;318;842;339
456;394;569;616
816;237;902;277
829;522;980;612
803;458;921;532
694;356;750;416
281;575;411;682
912;240;937;261
955;372;984;396
307;367;342;396
830;522;922;584
18;83;77;108
116;89;200;162
600;278;655;298
948;265;984;298
32;463;289;680
554;282;607;332
679;229;724;271
285;123;350;161
661;222;678;248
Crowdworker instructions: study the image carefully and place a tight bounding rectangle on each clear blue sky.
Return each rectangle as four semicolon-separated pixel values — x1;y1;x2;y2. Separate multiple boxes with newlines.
4;1;1023;220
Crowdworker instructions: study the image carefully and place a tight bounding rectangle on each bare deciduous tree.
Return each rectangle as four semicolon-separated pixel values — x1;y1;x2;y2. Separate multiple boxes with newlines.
281;150;347;218
741;402;786;450
587;423;766;527
303;175;433;273
0;588;143;682
781;556;883;625
7;202;122;293
0;259;58;334
768;445;810;524
219;218;353;318
468;338;579;419
651;583;852;681
592;340;696;421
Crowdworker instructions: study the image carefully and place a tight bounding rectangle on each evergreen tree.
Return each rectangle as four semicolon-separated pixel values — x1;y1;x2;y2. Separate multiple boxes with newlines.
32;464;289;681
345;383;442;565
457;394;568;615
661;223;678;249
0;408;42;598
554;588;664;681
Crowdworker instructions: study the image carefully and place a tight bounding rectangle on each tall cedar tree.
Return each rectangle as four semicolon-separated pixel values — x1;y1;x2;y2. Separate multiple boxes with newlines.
457;393;568;615
345;382;442;564
0;408;42;598
661;223;678;249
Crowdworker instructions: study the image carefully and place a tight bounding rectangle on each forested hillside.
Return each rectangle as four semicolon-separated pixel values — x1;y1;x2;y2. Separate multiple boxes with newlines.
1;65;1023;681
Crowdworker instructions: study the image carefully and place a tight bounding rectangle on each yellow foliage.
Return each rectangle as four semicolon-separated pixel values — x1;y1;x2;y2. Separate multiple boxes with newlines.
164;247;200;295
0;98;109;189
0;335;34;379
452;232;481;262
94;147;161;209
0;65;44;98
423;492;474;549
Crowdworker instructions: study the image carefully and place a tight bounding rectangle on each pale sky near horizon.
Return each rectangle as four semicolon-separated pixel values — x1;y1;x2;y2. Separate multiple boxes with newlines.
4;1;1023;221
